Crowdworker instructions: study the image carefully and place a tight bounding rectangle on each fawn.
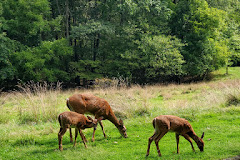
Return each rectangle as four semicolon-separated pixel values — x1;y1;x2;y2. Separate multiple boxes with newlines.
146;115;204;156
58;111;102;150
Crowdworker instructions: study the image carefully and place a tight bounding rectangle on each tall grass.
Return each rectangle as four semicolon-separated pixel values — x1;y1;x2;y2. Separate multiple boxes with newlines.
1;79;239;124
17;81;64;124
162;80;240;120
0;81;64;124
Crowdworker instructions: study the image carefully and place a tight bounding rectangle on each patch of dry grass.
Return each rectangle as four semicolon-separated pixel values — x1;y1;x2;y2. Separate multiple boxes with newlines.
0;82;65;124
1;79;239;124
160;80;240;121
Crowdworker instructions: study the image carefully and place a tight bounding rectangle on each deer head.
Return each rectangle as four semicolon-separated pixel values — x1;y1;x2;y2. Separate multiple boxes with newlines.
86;116;98;128
117;119;128;138
197;132;205;152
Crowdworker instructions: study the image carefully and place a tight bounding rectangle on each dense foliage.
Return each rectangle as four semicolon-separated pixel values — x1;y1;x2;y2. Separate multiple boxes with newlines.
0;0;240;89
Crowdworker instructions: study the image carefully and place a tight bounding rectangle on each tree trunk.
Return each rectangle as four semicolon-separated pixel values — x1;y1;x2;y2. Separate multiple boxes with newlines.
226;65;229;75
93;33;100;61
65;0;70;38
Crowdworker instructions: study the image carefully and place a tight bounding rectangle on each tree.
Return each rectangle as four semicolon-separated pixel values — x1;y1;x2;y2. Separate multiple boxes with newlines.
122;35;185;83
0;3;19;89
206;0;240;67
2;0;56;46
11;39;73;82
2;0;239;89
170;0;228;78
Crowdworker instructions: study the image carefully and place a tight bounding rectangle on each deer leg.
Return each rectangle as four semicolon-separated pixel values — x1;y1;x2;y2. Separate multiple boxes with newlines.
79;129;88;148
182;134;195;152
155;131;168;157
58;127;67;151
99;121;106;138
146;132;159;157
92;123;98;142
73;127;78;147
176;133;180;154
80;129;87;142
69;128;73;143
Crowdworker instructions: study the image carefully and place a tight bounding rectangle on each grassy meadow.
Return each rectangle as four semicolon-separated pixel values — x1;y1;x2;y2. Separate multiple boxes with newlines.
0;67;240;160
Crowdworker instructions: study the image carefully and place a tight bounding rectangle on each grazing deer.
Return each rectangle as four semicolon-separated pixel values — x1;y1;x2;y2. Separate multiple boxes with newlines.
146;115;204;157
66;93;128;142
58;111;102;151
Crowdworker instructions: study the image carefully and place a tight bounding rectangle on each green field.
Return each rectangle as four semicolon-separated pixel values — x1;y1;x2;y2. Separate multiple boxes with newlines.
0;67;240;160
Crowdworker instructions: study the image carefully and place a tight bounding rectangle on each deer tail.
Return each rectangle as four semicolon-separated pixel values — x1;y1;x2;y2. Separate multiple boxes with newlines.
152;118;156;129
58;114;63;127
66;98;73;111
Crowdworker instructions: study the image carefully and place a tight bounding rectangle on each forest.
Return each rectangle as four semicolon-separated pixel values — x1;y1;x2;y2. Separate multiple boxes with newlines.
1;0;240;90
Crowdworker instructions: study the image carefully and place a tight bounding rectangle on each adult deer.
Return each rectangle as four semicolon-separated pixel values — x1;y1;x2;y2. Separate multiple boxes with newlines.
58;111;102;150
146;115;204;157
66;93;128;142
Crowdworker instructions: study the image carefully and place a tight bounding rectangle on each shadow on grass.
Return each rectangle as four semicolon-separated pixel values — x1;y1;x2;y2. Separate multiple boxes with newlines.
27;137;110;156
94;135;124;141
10;134;125;159
209;73;231;81
13;137;57;147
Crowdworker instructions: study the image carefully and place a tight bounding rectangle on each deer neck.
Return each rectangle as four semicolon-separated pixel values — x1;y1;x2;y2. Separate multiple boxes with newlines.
191;133;202;144
107;113;120;127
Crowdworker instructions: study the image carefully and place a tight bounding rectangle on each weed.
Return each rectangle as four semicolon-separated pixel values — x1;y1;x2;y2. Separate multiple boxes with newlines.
134;107;151;117
226;94;240;107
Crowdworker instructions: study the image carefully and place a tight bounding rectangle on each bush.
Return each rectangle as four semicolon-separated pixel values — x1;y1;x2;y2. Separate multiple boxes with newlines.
11;39;73;83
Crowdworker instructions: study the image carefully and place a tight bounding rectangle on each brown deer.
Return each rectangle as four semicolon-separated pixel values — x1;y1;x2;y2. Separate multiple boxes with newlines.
146;115;204;157
58;111;102;151
66;93;128;142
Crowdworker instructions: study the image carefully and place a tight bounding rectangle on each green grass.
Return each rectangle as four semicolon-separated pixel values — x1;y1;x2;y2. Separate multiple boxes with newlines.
211;66;240;81
0;111;239;160
0;67;240;160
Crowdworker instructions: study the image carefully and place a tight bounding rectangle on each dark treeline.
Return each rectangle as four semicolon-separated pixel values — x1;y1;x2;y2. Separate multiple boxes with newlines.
0;0;240;90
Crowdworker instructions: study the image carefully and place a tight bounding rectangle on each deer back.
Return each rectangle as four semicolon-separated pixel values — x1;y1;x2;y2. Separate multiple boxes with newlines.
155;115;194;134
67;94;111;118
59;112;83;127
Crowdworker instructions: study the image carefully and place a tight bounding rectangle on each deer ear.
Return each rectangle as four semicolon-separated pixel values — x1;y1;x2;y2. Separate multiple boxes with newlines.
87;116;93;121
119;119;124;125
201;132;205;139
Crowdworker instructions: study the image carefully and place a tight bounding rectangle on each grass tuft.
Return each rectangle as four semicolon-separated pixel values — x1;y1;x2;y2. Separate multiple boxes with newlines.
134;107;151;117
226;94;240;107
